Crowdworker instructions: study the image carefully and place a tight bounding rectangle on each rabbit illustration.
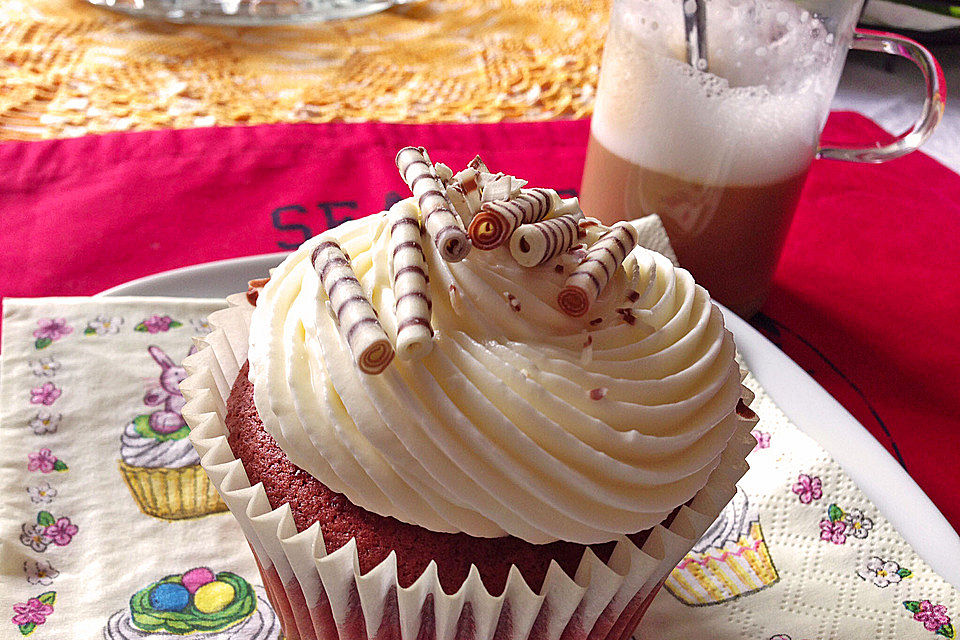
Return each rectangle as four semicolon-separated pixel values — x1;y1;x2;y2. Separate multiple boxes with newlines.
143;345;195;434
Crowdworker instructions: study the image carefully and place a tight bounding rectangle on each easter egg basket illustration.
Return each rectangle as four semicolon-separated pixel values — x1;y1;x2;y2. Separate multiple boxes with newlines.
103;567;281;639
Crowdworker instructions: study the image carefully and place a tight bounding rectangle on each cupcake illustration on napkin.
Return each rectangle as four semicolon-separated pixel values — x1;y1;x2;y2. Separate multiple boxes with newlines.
118;346;227;520
665;486;779;605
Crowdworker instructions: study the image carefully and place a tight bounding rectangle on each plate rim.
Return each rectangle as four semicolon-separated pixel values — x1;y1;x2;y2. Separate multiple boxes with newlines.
101;253;960;588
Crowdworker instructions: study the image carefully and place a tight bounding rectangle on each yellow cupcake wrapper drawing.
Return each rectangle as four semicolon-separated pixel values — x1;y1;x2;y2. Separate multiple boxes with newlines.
118;461;228;521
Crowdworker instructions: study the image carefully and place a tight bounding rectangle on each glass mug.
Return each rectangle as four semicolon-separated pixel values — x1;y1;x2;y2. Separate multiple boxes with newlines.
579;0;945;317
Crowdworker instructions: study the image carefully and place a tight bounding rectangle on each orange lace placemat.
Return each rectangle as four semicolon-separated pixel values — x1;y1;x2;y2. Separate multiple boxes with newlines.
0;0;608;140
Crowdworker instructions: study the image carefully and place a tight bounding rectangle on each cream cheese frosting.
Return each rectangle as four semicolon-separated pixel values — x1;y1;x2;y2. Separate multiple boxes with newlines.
247;206;743;545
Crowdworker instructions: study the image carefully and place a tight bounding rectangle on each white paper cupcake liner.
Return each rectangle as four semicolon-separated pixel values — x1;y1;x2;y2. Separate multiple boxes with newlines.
181;294;758;640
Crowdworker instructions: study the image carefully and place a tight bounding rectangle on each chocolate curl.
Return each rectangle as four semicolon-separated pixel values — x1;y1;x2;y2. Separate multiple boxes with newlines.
480;175;514;202
467;155;489;174
509;212;585;267
395;147;471;262
434;162;454;183
388;200;434;360
558;222;640;317
245;277;269;306
446;167;480;220
468;188;558;250
312;240;395;375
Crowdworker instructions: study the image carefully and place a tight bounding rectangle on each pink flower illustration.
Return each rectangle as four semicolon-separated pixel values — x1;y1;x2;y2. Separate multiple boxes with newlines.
29;382;61;406
792;473;823;504
819;518;846;544
11;598;54;626
752;430;771;449
27;449;57;473
915;600;951;632
33;318;72;342
142;315;174;333
44;517;78;546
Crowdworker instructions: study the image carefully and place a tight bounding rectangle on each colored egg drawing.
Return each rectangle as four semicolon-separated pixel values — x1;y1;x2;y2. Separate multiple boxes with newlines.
193;581;235;614
181;567;216;594
149;583;190;612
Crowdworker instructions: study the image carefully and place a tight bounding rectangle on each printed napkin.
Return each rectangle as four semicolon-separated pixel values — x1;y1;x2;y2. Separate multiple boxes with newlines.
0;296;958;640
637;372;960;640
0;298;275;640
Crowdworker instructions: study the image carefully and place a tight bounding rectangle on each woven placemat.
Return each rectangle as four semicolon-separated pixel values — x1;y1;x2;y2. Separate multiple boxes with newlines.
0;0;607;140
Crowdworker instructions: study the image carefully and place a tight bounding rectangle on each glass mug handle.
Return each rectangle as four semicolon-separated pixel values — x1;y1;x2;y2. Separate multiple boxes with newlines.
817;29;946;163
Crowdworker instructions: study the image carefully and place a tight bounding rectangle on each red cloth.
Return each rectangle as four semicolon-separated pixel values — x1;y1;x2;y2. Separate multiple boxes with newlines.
1;114;958;533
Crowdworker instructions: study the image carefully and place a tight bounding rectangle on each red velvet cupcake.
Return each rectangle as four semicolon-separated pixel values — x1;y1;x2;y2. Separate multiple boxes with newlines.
183;150;758;640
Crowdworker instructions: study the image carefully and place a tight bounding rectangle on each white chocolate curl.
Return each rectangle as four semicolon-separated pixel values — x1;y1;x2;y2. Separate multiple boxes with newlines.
396;147;470;262
509;212;585;267
312;241;395;374
388;199;433;360
468;188;559;250
446;167;481;221
558;221;640;317
467;154;489;173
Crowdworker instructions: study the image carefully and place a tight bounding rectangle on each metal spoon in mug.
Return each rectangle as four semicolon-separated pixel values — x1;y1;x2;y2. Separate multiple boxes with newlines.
683;0;708;71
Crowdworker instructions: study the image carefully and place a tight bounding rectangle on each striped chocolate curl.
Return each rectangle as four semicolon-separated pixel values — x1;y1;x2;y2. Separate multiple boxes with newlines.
312;240;395;375
558;222;640;317
395;147;470;263
388;199;434;360
467;188;557;250
509;212;584;267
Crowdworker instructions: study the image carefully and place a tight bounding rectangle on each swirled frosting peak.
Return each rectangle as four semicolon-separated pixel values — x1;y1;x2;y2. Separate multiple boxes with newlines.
247;159;744;545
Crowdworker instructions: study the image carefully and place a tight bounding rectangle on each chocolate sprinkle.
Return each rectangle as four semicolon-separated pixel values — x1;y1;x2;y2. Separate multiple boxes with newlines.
589;317;603;326
589;387;608;400
616;307;637;325
626;290;640;303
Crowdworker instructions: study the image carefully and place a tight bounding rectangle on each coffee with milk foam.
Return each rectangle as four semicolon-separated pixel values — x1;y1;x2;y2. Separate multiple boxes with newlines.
580;0;854;315
591;0;846;187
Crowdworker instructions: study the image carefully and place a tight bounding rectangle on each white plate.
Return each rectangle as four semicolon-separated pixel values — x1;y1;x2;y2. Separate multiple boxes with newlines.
101;254;960;589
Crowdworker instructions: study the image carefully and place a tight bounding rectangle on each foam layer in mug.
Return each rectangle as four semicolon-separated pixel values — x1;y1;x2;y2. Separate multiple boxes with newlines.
592;0;849;187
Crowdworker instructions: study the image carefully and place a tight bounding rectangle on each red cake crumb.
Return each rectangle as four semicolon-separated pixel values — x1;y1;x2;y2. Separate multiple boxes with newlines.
226;362;629;596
